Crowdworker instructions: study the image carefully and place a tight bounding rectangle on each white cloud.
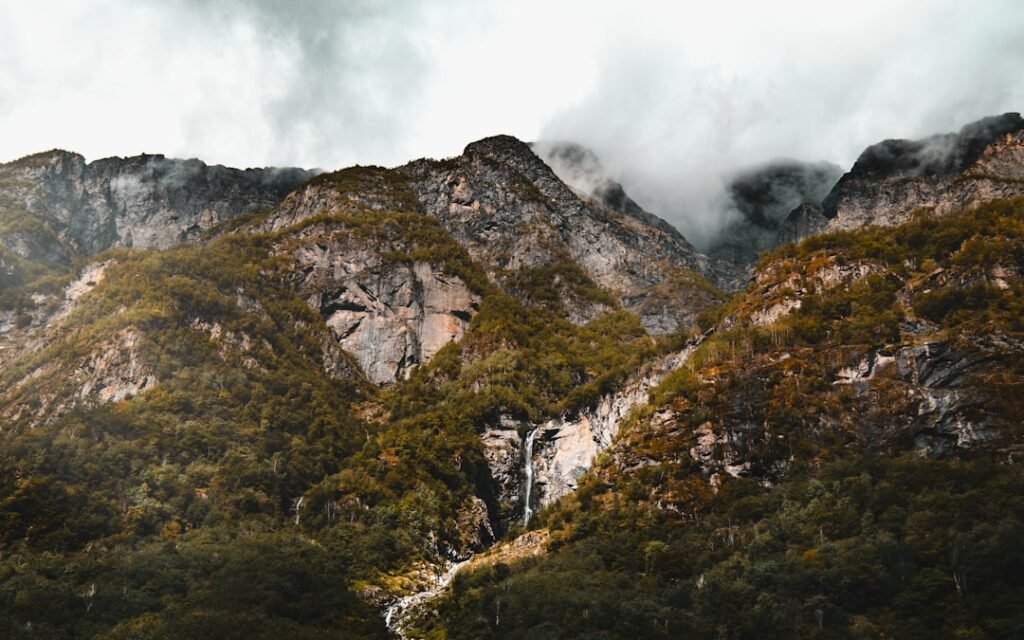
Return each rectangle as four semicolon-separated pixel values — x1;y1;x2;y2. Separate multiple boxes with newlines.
1;0;1022;244
537;0;1024;245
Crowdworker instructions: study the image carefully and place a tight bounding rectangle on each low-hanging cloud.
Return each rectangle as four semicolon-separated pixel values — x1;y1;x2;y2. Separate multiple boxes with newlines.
2;1;1023;248
537;0;1024;247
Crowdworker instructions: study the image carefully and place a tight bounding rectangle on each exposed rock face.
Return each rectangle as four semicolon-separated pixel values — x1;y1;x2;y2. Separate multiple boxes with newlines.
823;113;1024;231
0;259;109;376
455;496;496;554
819;337;1004;457
745;254;884;327
709;160;842;264
0;325;158;427
400;136;740;332
75;328;157;403
0;150;313;256
0;228;73;268
480;415;529;526
477;337;712;531
893;340;1000;454
260;136;737;334
524;338;705;513
281;223;480;384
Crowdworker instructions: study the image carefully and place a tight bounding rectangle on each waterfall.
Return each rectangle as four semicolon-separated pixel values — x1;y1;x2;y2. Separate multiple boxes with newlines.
523;428;539;525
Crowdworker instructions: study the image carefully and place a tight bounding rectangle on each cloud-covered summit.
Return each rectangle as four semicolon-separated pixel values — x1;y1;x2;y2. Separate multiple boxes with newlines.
2;0;1023;247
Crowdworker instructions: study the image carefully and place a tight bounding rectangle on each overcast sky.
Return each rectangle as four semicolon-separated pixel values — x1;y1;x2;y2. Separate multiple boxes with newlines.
2;0;1023;242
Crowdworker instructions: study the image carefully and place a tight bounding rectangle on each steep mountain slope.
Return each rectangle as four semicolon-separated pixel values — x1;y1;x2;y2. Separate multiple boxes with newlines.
531;141;684;238
0;135;734;638
823;112;1024;231
263;137;736;336
421;197;1024;639
0;150;313;257
2;115;1024;640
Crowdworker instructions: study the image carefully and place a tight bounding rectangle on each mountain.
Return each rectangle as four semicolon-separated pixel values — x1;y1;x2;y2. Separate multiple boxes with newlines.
262;136;739;336
416;194;1024;640
823;112;1024;230
0;150;314;256
710;159;843;264
531;141;686;238
1;116;1024;639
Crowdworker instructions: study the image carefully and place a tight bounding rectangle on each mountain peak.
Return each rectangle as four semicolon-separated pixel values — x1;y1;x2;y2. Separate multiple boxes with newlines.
842;112;1023;184
462;134;538;163
531;140;688;242
822;112;1024;228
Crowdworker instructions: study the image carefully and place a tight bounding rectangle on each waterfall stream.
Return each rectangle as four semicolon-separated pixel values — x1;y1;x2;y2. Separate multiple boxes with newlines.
384;559;469;638
523;428;539;525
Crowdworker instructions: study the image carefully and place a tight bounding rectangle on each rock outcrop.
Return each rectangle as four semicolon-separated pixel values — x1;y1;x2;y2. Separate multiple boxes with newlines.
526;346;695;511
401;136;741;331
777;202;829;245
297;251;477;385
274;217;481;385
0;324;158;427
477;335;713;531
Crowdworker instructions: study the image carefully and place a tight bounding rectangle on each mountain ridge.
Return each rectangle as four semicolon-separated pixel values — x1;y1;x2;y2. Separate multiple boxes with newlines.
1;114;1023;638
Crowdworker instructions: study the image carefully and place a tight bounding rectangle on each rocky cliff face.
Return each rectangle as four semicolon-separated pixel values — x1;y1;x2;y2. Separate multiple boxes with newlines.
0;150;313;258
3;118;1024;638
264;137;738;336
403;136;742;330
277;220;480;384
479;334;708;530
777;202;829;245
823;113;1024;231
527;339;703;512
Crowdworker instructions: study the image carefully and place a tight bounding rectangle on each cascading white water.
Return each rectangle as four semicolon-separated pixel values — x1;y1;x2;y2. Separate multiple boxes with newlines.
523;428;539;525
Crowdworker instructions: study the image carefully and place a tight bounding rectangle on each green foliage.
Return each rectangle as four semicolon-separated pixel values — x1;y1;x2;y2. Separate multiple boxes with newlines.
790;274;902;345
427;456;1024;639
387;297;653;425
764;198;1024;270
0;530;387;639
0;198;664;637
307;165;423;212
3;177;1023;639
913;284;1024;331
418;197;1024;638
506;251;617;313
0;201;76;308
